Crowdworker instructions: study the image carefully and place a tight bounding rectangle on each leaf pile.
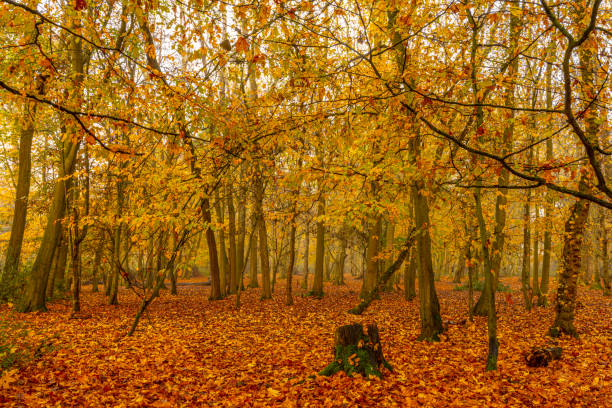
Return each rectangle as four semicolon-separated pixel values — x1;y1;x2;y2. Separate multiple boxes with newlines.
0;278;610;407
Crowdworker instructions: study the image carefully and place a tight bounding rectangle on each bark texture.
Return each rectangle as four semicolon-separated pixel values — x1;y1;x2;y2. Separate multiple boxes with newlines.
319;323;392;378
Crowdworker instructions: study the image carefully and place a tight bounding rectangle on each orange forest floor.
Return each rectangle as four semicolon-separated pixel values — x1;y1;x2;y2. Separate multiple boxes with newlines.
1;276;610;407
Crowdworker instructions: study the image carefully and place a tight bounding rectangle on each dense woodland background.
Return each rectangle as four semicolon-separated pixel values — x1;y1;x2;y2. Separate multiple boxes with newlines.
0;0;610;405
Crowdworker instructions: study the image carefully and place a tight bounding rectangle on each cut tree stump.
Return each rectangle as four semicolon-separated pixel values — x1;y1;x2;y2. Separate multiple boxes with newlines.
525;346;562;367
319;323;392;378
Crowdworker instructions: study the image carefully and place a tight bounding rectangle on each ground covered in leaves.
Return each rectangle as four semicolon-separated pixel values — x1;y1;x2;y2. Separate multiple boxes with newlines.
1;277;610;407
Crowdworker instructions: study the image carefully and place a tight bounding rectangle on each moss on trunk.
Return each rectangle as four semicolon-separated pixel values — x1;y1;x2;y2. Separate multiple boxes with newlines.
320;323;392;379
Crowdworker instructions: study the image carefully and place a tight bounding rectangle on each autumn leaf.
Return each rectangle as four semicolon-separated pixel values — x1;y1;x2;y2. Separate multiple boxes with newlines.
0;369;18;389
74;0;86;11
235;37;249;53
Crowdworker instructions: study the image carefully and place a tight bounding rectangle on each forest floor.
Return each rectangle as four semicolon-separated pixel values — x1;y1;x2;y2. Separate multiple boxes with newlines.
0;276;610;407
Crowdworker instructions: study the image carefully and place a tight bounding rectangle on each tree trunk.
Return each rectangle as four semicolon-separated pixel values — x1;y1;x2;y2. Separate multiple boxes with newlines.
319;323;392;378
302;222;309;289
169;259;178;295
91;244;101;293
310;193;325;298
532;204;540;298
70;179;81;312
453;258;464;284
549;2;600;337
550;188;590;338
104;269;111;297
255;177;272;299
334;229;347;285
214;193;228;296
248;211;259;288
592;215;601;288
236;183;246;288
286;216;297;306
475;187;499;371
466;220;477;322
350;235;413;315
412;182;443;341
46;234;62;299
324;250;331;282
539;39;556;307
108;174;125;306
182;132;222;300
226;185;237;294
472;1;519;313
202;197;222;299
361;216;381;299
383;222;395;291
521;190;533;311
403;246;417;301
0;97;39;298
601;210;610;296
19;138;79;312
18;16;85;313
70;233;81;312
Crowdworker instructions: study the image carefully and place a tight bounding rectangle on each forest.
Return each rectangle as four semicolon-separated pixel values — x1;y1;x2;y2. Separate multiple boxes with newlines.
0;0;610;406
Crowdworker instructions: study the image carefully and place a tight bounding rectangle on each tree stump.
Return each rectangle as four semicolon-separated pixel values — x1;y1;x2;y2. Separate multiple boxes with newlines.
319;323;392;378
525;346;562;367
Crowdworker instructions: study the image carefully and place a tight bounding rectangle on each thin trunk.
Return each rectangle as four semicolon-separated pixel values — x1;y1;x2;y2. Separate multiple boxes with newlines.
169;233;178;295
70;177;80;312
71;145;89;311
349;234;414;315
472;0;519;314
226;185;237;294
248;210;259;288
108;172;124;306
403;245;417;301
539;39;556;307
532;204;540;297
324;250;330;282
236;181;246;288
181;127;222;300
413;181;443;341
302;222;309;289
91;245;101;293
601;210;610;296
334;229;347;285
475;188;499;371
286;216;297;306
310;192;325;298
383;222;396;291
592;213;601;287
467;222;477;322
361;216;381;299
214;193;228;296
521;193;533;311
104;268;111;296
255;177;271;299
522;141;534;310
202;197;222;299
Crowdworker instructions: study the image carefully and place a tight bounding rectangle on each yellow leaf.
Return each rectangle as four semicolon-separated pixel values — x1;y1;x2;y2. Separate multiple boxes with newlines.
0;368;18;389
